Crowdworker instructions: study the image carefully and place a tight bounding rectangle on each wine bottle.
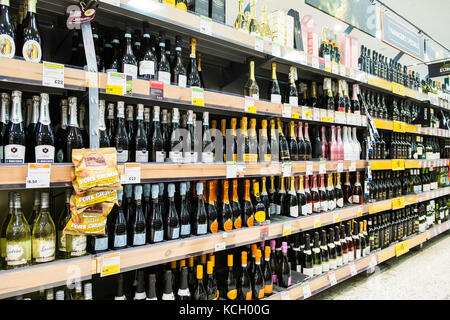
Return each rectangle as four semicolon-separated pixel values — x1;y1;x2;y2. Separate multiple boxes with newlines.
304;175;313;215
148;184;164;243
244;60;259;99
151;106;165;162
259;119;271;162
122;26;138;81
5;193;31;269
97;100;110;148
312;126;323;159
129;185;146;246
133;104;148;162
327;228;337;270
4;91;25;164
33;93;54;163
157;31;171;84
326;173;336;211
63;97;82;162
166;183;180;240
193;182;208;235
176;266;190;300
248;118;258;162
319;174;328;213
278;242;291;288
252;249;265;299
260;177;270;221
302;233;314;277
138;22;157;80
132;270;146;300
0;0;15;59
192;265;207;300
228;179;241;230
319;230;330;273
0;93;10;162
22;0;41;63
56;190;70;258
253;180;266;224
197;52;206;89
220;180;232;231
286;176;299;218
205;260;218;300
296;175;307;216
113;274;126;300
107;189;127;250
288;121;299;161
229;118;238;162
242;179;254;227
224;254;237;300
186;37;201;87
277;118;290;162
237;250;252;300
178;182;191;238
269;62;281;103
346;222;354;262
25;96;38;162
352;172;363;204
31;192;55;264
288;66;298;106
304;122;312;160
343;172;353;204
312;231;322;276
160;270;175;300
161;109;170;158
27;190;40;231
311;175;320;214
353;221;361;260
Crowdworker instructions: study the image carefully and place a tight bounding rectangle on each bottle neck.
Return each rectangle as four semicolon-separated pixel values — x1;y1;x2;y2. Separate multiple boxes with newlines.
61;104;68;129
10;95;23;124
249;62;255;81
69;102;78;127
39;96;50;125
31;99;39;124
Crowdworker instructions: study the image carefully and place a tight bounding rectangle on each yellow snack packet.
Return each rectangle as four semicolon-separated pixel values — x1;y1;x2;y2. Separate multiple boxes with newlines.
71;190;118;208
63;215;108;236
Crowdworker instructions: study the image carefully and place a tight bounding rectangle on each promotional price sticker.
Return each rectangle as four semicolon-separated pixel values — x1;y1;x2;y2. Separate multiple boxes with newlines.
301;282;312;299
26;163;51;188
391;197;405;210
333;212;340;223
106;72;126;95
282;221;292;236
226;161;237;179
236;165;246;178
306;162;313;175
349;263;357;276
42;61;64;88
244;96;256;113
312;108;321;121
357;205;363;217
320;109;328;122
199;16;212;35
329;273;337;286
292;112;300;119
313;216;321;228
254;35;264;52
282;162;292;177
149;80;164;100
122;163;141;184
395;241;409;257
327;110;334;122
101;252;120;277
337;161;344;173
349;161;356;172
260;226;269;240
282;104;292;118
215;242;226;252
393;121;406;133
302;107;313;120
192;87;205;106
391;159;405;170
325;60;331;72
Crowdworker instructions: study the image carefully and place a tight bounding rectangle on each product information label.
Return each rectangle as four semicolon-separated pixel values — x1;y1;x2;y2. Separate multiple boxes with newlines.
244;96;256;114
4;144;25;164
199;16;213;35
282;103;292;118
192;87;205;106
106;72;126;95
35;145;55;163
135;150;149;163
197;223;207;235
302;282;312;299
254;35;264;52
282;221;292;236
153;230;164;242
26;163;51;189
6;242;30;266
139;60;155;76
101;252;120;277
42;61;64;88
121;163;141;184
271;94;282;104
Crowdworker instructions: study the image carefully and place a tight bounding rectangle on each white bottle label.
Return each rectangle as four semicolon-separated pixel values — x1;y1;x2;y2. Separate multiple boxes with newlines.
303;267;314;278
348;250;354;262
139;61;155;76
34;240;55;262
355;249;361;260
135;150;148;163
289;206;299;218
94;237;108;251
169;151;183;163
336;198;344;208
4;144;25;163
313;202;321;212
320;201;328;212
23;40;42;63
322;261;330;273
307;203;312;214
158;71;171;85
156;151;166;163
162;293;175;300
178;75;187;88
0;34;15;59
313;265;322;275
197;223;207;235
180;224;191;236
202;152;214;163
123;64;138;79
114;234;127;248
70;236;86;256
170;227;180;239
296;265;302;273
329;259;337;270
271;94;282;104
269;203;276;215
276;205;281;215
336;256;343;267
153;230;164;242
117;150;129;163
301;204;308;216
343;252;349;264
289;96;298;107
328;200;336;211
35;145;55;163
133;233;146;246
6;243;28;265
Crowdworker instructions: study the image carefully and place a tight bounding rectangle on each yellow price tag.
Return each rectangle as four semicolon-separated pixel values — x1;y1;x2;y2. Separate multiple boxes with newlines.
393;121;406;133
357;205;363;217
192;87;205;106
314;216;321;228
283;222;292;236
247;106;257;113
395;241;409;257
106;84;124;95
392;82;406;95
391;159;405;171
100;252;120;277
292;112;299;119
392;197;405;210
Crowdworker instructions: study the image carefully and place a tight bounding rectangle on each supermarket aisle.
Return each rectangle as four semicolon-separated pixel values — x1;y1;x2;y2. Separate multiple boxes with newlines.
312;232;450;300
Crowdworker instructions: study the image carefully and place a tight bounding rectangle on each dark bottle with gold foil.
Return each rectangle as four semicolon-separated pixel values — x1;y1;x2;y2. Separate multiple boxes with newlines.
220;180;233;232
277;118;290;162
288;121;299;161
0;0;15;59
252;180;266;225
238;251;252;300
22;0;41;63
242;179;254;227
259;120;271;163
206;180;219;234
224;254;237;300
231;179;242;229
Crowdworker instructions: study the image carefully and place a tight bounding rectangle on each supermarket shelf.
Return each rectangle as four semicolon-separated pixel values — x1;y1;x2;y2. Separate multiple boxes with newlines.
0;186;448;299
266;220;450;300
369;159;449;171
373;118;450;138
0;161;366;189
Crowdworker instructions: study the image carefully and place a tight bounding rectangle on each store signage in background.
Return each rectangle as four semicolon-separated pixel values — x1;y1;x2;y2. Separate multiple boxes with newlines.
305;0;377;37
428;60;450;78
381;12;424;61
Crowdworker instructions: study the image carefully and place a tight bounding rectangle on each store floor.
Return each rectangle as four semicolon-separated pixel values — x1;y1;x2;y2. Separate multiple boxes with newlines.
311;231;450;300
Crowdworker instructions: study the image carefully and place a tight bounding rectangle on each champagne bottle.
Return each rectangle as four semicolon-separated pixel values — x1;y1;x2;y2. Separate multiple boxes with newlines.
162;270;175;300
22;0;41;63
279;242;291;288
319;230;330;273
239;117;250;163
63;97;83;162
0;0;15;59
248;118;258;162
206;260;218;300
302;233;314;277
220;180;233;231
114;274;126;300
28;190;40;231
276;176;286;216
25;96;38;162
133;270;147;300
165;183;180;240
260;120;271;162
0;93;10;162
130;185;146;246
224;254;237;299
319;174;327;213
263;246;273;296
193;265;207;300
288;66;298;106
252;249;265;299
304;175;313;215
253;180;266;224
297;175;307;216
260;177;270;221
287;176;299;217
56;190;71;258
98;100;110;148
312;231;322;276
5;192;31;269
277;118;290;161
157;31;171;84
242;179;254;227
151;106;165;162
177;267;190;300
269;62;281;103
179;182;191;238
34;93;54;163
244;60;259;99
193;182;208;235
148;184;164;243
138;22;157;80
133;104;148;162
237;251;252;300
231;179;242;230
4;91;25;164
125;105;134;145
288;121;299;161
187;37;201;87
303;122;312;160
108;189;127;250
197;52;206;89
31;192;55;264
122;26;138;81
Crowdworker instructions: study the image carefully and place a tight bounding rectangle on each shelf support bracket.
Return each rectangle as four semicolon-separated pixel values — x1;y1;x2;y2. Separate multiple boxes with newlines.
393;51;404;63
344;26;354;34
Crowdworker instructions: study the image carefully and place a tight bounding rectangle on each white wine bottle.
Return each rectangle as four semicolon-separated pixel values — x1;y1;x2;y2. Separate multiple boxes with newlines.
32;192;56;264
6;193;31;269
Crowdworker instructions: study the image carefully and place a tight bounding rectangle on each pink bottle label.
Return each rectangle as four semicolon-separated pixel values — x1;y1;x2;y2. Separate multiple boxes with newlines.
273;274;278;284
288;277;292;286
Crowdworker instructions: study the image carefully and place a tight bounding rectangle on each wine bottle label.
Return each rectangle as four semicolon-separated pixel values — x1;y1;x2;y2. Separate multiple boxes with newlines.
296;265;302;273
0;35;15;59
162;293;175;300
352;195;360;204
156;151;165;163
303;267;314;278
114;234;127;248
313;202;320;213
272;274;278;284
153;230;164;242
134;291;147;300
0;146;3;162
270;94;282;104
169;151;183;163
336;198;344;208
313;265;322;275
197;223;207;235
264;154;271;162
275;204;281;215
269;203;276;215
177;288;190;297
417;147;423;154
289;96;298;107
6;241;30;265
254;210;265;222
258;288;265;299
336;256;343;267
116;150;129;163
180;224;191;236
423;184;430;192
348;251;354;262
114;295;127;300
234;216;242;229
133;233;146;246
135;150;148;163
170;227;180;239
58;232;66;252
94;236;108;251
431;182;438;190
23;40;42;63
123;64;138;79
227;289;237;300
4;144;25;163
70;236;87;256
139;61;155;76
178;75;187;88
355;249;361;260
35;145;55;163
320;200;327;212
343;253;349;264
289;206;299;218
158;71;171;85
33;239;55;262
202;152;213;163
246;215;254;227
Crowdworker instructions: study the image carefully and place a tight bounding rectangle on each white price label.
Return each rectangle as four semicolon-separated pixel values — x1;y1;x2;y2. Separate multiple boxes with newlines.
349;263;357;276
331;62;339;74
272;42;281;57
26;163;51;188
339;64;346;77
122;163;141;184
337;161;344;173
100;0;120;6
313;108;321;121
283;221;292;236
349;161;357;172
306;162;313;175
100;252;120;277
357;205;363;217
325;60;331;71
215;242;226;252
302;107;313;120
281;291;291;300
106;72;126;95
369;255;378;268
226;161;237;179
255;35;264;52
302;283;312;299
335;111;346;124
282;162;292;177
319;161;326;174
192;87;205;106
299;51;307;64
314;216;321;228
42;61;64;88
329;273;337;286
237;164;246;177
282;104;292;118
244;96;256;113
333;212;340;223
312;56;319;69
199;16;212;35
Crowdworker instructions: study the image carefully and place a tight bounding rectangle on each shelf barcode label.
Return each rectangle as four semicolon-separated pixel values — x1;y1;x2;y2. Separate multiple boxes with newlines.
254;35;264;52
192;87;205;106
282;162;292;177
313;216;321;228
319;161;326;174
329;273;337;286
226;161;237;179
337;161;344;173
215;242;226;252
101;252;120;277
333;212;340;223
42;61;64;88
106;72;126;95
349;263;357;276
122;163;141;184
281;291;290;300
302;282;312;299
26;163;51;189
306;162;313;175
282;221;292;236
244;96;256;113
199;16;212;35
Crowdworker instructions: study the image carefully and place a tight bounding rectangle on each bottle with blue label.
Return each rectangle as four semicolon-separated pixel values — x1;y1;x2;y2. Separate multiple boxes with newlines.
148;184;164;243
165;183;180;240
88;216;108;254
193;182;208;235
130;185;147;247
179;182;191;238
109;189;127;250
